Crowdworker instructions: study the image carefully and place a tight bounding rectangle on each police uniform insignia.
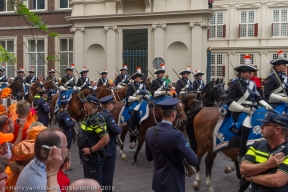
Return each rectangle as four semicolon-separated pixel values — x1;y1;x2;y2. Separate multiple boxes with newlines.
111;120;115;123
185;143;190;147
66;118;70;122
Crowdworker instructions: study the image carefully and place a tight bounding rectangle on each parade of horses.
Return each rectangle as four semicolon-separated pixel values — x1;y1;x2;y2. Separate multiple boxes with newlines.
1;49;288;192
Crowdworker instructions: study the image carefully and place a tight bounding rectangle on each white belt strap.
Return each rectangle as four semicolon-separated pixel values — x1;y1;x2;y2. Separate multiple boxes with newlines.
121;75;127;83
64;77;74;86
237;81;254;104
30;76;35;83
0;76;4;81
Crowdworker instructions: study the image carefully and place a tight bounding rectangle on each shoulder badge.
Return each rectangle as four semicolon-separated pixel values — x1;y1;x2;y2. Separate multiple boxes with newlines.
268;72;275;77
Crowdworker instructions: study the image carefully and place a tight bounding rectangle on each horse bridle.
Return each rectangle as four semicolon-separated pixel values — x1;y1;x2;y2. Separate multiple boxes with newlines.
11;80;25;100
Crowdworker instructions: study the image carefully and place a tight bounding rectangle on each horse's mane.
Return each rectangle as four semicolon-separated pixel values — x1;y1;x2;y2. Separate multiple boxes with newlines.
201;80;216;94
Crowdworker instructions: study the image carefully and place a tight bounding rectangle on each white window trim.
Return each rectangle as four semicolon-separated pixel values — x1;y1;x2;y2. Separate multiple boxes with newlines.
22;0;47;12
272;53;287;60
0;37;17;77
239;53;255;65
55;35;73;78
211;53;224;77
23;36;47;75
272;8;288;37
54;0;72;10
209;12;225;39
0;0;15;13
239;10;256;38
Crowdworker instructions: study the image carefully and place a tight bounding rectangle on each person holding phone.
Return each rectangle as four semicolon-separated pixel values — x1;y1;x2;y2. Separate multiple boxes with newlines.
240;112;288;191
37;90;50;126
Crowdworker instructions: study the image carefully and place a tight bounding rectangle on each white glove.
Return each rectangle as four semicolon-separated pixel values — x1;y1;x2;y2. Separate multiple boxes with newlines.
281;97;288;103
77;87;81;90
59;86;67;91
161;91;166;95
135;95;143;101
144;95;150;100
242;107;251;115
265;105;273;111
25;83;31;87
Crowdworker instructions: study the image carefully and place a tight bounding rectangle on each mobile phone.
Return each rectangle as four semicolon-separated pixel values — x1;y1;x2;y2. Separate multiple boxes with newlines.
16;119;26;124
40;145;51;159
273;145;286;155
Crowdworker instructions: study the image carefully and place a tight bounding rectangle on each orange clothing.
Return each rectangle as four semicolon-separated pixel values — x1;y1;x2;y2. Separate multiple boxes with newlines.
11;122;30;143
170;90;176;95
6;171;20;192
5;166;12;190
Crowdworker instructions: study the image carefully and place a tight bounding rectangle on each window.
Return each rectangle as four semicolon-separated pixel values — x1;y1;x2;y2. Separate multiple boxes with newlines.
239;54;254;65
209;12;226;38
272;9;288;36
60;0;71;9
28;0;45;10
59;38;73;75
211;54;225;77
27;39;45;76
0;40;15;78
239;10;258;37
0;0;13;12
272;53;287;59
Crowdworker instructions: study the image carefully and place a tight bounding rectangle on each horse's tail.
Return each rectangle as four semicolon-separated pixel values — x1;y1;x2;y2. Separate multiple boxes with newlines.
186;106;202;153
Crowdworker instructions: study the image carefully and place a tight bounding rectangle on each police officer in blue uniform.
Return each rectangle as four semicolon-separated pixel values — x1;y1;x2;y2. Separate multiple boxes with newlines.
78;95;109;185
97;69;109;87
25;67;36;86
115;65;130;89
0;65;8;90
57;99;76;150
46;69;57;83
77;66;91;90
145;98;198;192
59;64;76;91
175;67;193;95
193;70;205;93
36;90;50;126
99;95;122;192
150;64;169;98
14;68;25;81
264;50;288;107
33;84;44;108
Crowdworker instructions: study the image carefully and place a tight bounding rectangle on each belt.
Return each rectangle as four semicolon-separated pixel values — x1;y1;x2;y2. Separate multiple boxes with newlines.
241;101;257;105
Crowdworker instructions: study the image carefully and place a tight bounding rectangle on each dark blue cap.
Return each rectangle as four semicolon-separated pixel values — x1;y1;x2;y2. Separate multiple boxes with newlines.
80;95;98;104
257;112;288;128
60;99;69;105
157;98;179;110
99;95;114;104
37;84;43;88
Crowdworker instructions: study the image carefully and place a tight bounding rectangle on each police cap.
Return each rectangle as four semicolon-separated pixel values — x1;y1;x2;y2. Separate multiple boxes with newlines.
157;98;179;110
257;112;288;128
80;95;98;104
98;95;114;104
60;99;69;105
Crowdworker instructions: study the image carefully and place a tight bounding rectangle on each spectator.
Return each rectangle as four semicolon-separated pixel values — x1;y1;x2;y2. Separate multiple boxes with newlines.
169;87;176;96
0;156;9;192
26;125;46;140
0;114;14;134
91;81;97;90
15;128;68;192
11;100;31;145
163;75;171;86
68;179;102;192
240;113;288;191
7;140;35;192
57;151;71;192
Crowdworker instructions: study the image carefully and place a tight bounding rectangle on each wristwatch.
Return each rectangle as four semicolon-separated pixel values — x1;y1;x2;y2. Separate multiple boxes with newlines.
250;176;254;182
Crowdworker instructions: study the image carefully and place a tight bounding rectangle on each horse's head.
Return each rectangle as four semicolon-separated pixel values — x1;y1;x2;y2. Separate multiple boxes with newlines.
9;79;25;99
173;100;187;131
43;80;57;90
143;78;151;91
209;78;226;105
95;85;112;99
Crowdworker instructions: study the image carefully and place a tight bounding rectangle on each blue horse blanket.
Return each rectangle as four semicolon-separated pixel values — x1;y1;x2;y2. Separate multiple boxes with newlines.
213;103;288;152
54;88;73;113
118;96;172;126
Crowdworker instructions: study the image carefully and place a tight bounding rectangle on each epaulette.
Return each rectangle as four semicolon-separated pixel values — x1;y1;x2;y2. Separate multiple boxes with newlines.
232;78;238;82
172;127;180;131
268;72;275;77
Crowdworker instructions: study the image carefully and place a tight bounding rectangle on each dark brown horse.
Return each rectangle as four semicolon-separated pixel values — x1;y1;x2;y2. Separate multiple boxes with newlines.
9;79;25;101
112;97;187;166
95;85;113;99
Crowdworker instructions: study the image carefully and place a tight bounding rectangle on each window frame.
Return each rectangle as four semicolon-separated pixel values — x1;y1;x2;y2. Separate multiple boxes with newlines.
272;8;288;37
0;0;14;13
239;53;255;65
211;54;225;78
59;0;71;10
239;10;257;38
23;0;47;11
0;38;16;78
208;12;226;39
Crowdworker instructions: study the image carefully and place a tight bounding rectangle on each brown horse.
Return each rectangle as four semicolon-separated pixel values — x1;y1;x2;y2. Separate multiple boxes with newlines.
95;85;113;99
49;88;93;125
186;106;247;192
112;97;187;166
112;87;127;101
9;79;25;101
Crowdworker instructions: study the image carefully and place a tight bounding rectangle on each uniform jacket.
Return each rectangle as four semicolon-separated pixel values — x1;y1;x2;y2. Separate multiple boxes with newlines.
264;72;288;102
77;76;90;88
60;75;75;88
97;78;109;87
175;78;193;94
14;76;24;81
145;122;198;192
0;74;7;82
125;81;147;98
226;78;263;107
115;74;130;86
37;98;50;126
57;110;76;138
100;109;122;157
193;79;205;92
25;75;36;84
150;78;166;97
46;75;57;82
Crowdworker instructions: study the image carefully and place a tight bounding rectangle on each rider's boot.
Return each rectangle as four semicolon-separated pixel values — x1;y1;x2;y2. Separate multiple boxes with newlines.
238;126;251;162
129;110;139;141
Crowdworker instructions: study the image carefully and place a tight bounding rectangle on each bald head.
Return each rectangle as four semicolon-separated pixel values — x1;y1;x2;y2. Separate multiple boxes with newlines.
68;179;102;192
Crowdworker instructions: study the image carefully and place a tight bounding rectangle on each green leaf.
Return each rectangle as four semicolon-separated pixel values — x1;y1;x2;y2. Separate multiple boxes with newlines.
48;32;58;37
46;55;60;62
0;46;17;64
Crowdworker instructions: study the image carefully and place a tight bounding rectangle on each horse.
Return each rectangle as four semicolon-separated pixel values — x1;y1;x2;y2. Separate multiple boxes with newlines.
112;97;187;167
95;85;113;99
8;79;25;101
186;105;250;192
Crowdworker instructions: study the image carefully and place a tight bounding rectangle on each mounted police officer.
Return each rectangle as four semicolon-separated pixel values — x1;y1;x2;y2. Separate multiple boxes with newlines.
193;70;205;93
78;95;109;185
126;67;150;138
99;95;122;192
59;64;76;92
77;66;91;90
264;50;288;108
150;63;169;98
36;89;50;126
145;98;198;192
14;67;25;81
46;68;57;83
0;65;8;91
175;66;193;95
46;69;58;98
97;69;109;87
226;54;273;161
25;66;36;87
115;65;130;89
